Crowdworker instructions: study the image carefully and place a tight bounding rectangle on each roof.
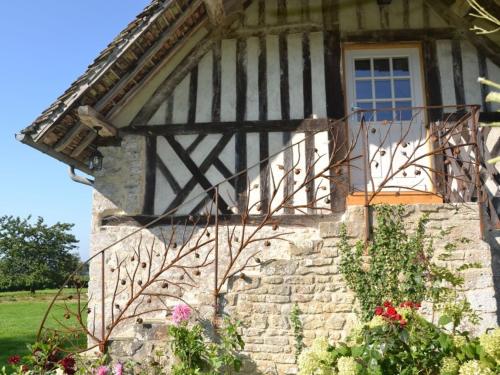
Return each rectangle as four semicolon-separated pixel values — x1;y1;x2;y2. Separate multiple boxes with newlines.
17;0;500;174
17;0;207;173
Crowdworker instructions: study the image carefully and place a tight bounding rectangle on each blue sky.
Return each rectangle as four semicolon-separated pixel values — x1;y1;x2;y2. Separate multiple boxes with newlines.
0;1;151;259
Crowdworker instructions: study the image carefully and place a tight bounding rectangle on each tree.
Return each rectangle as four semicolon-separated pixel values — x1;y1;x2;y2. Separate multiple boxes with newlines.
0;216;80;292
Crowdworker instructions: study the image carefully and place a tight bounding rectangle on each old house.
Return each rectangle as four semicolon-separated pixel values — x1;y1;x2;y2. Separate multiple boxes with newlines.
18;0;500;373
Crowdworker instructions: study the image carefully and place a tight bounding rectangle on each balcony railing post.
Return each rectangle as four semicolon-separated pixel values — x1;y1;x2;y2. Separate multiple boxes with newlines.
360;113;371;244
470;106;485;240
100;251;105;351
213;185;219;326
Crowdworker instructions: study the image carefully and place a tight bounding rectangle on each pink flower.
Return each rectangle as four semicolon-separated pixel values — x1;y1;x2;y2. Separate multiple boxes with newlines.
97;366;109;375
114;363;123;375
172;304;192;325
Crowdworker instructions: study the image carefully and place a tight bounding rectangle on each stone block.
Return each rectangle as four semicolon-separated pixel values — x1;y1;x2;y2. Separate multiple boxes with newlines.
465;288;497;312
291;284;315;294
285;275;315;284
268;315;291;329
289;240;323;256
291;294;314;303
264;336;290;346
267;285;291;296
301;258;333;267
263;276;284;284
266;295;291;303
325;316;346;330
462;268;493;290
263;260;299;276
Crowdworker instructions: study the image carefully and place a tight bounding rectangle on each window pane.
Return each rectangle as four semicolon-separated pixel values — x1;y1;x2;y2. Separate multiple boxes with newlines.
393;58;409;76
355;59;371;77
376;101;393;121
395;101;413;121
375;80;392;99
394;79;411;98
356;80;372;99
356;102;373;121
374;58;390;77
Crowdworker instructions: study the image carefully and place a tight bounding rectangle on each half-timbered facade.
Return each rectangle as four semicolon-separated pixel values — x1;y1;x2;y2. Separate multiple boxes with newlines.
19;0;500;372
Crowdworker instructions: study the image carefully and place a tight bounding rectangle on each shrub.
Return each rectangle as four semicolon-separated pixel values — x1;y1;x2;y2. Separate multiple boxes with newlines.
297;305;500;375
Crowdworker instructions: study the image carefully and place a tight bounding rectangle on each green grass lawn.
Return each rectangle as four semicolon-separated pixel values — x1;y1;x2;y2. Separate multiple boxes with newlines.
0;289;87;365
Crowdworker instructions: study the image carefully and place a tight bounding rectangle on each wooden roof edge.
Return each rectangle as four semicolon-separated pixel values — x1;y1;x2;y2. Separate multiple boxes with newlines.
15;132;93;175
20;0;172;140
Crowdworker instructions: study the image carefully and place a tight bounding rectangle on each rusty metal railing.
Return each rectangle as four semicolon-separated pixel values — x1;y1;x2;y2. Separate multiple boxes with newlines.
36;104;498;355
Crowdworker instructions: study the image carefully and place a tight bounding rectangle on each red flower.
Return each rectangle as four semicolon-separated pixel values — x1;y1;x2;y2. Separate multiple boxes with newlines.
386;306;397;317
383;300;392;308
374;306;384;316
7;355;21;365
400;319;407;327
59;356;76;374
21;365;29;373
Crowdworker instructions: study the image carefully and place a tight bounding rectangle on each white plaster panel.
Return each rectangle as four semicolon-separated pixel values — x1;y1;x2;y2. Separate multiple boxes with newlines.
247;133;262;214
246;37;260;121
486;59;500;111
308;0;323;24
408;0;424;29
176;135;198;150
157;136;191;188
288;33;304;119
292;132;307;213
436;40;456;106
338;0;357;32
286;0;302;23
177;184;206;215
148;101;167;125
314;131;331;213
196;50;214;123
388;0;404;30
191;135;221;166
244;0;259;26
172;73;190;124
221;39;237;122
219;135;236;174
310;32;327;118
364;0;381;30
154;170;174;215
461;41;482;107
268;132;285;214
266;35;282;120
265;0;279;25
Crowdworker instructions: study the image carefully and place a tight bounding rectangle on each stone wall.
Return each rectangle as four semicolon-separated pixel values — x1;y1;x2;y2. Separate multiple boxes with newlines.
90;198;498;374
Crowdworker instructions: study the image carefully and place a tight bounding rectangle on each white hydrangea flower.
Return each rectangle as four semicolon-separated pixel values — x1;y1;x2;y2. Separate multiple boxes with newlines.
337;357;358;375
297;338;336;375
458;360;493;375
479;328;500;362
452;335;467;348
440;357;459;375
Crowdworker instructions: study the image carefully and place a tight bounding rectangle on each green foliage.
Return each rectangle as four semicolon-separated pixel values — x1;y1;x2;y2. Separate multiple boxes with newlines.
339;205;430;321
298;309;500;375
339;205;480;327
0;216;80;292
168;318;244;375
290;303;304;359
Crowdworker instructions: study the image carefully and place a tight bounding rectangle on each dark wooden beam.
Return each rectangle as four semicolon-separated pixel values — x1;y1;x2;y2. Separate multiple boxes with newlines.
479;112;500;123
143;136;157;215
341;28;455;43
121;118;337;135
70;131;97;157
101;213;343;228
77;106;117;137
424;0;500;67
53;123;85;152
